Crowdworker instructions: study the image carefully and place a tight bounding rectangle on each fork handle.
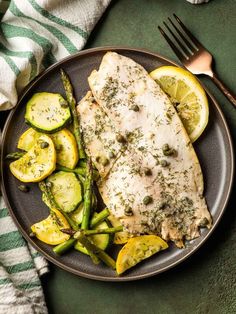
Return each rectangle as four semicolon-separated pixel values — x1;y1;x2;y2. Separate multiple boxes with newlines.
211;73;236;108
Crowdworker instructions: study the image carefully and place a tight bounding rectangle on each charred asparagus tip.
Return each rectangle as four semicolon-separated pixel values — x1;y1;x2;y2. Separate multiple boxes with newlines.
60;228;76;236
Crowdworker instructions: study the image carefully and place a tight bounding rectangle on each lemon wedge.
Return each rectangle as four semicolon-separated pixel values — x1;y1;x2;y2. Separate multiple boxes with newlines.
116;235;168;275
150;66;209;142
31;208;70;245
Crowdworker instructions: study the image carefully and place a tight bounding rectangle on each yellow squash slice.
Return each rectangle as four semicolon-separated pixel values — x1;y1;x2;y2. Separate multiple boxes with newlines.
116;235;168;275
31;208;70;245
17;128;78;169
10;134;56;182
17;128;41;151
50;129;78;169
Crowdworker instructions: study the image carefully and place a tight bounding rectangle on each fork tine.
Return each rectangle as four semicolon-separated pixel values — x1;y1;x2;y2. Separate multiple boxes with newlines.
173;14;203;49
163;21;190;57
158;26;187;62
168;17;196;52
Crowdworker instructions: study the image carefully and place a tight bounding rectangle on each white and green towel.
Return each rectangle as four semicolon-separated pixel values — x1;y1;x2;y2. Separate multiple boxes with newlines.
0;1;110;313
0;199;49;313
0;0;111;110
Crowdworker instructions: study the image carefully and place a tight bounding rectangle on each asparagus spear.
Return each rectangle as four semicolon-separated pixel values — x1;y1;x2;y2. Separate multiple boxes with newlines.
5;151;25;160
53;238;76;255
81;159;93;230
60;69;86;159
90;208;110;228
39;181;79;231
75;231;116;269
61;226;123;236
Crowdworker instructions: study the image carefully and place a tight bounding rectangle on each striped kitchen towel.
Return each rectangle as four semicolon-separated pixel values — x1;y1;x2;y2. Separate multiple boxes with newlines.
0;0;111;313
0;0;111;110
0;199;49;313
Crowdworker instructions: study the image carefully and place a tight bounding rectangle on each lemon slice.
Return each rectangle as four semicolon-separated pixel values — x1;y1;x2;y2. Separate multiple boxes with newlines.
116;235;168;275
31;208;70;245
150;66;209;142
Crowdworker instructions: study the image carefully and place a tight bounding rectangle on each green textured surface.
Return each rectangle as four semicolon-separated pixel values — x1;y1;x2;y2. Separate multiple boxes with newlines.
41;1;236;313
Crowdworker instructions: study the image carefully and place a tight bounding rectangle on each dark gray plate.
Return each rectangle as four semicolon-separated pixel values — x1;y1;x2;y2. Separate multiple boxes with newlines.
1;47;234;281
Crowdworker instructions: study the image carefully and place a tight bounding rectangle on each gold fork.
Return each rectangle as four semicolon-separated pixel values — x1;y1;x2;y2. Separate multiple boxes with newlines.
158;14;236;107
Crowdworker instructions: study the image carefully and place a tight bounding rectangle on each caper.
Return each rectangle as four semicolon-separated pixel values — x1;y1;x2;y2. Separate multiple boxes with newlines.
95;156;100;162
116;134;126;143
162;144;170;152
130;104;139;112
144;168;152;176
46;181;53;188
162;144;177;156
124;207;133;216
18;184;29;193
109;151;116;159
143;196;153;205
164;148;177;156
40;141;49;149
160;160;170;167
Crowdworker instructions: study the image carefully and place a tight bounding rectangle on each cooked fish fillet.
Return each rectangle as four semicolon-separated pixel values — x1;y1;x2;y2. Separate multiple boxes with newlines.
80;52;212;247
78;91;124;178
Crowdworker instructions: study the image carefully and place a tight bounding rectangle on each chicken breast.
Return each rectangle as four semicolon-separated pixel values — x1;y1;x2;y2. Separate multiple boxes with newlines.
79;52;212;247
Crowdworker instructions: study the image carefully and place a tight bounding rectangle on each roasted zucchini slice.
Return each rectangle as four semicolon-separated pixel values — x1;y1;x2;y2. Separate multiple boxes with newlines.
46;171;83;213
25;92;71;133
74;215;111;255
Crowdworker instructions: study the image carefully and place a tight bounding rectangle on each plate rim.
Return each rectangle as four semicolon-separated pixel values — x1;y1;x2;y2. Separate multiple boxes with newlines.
1;46;234;281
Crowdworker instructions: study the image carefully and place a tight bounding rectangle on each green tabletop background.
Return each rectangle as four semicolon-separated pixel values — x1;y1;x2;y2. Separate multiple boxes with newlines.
14;0;236;313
